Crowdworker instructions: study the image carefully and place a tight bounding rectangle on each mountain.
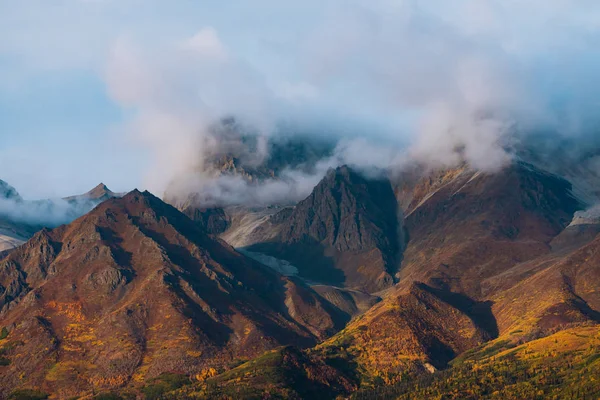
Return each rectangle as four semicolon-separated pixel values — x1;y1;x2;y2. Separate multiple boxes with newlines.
0;180;35;252
0;190;347;398
0;182;123;253
289;161;585;382
170;159;598;398
396;161;581;298
354;325;600;399
200;119;336;183
164;124;336;236
4;150;600;399
0;180;22;201
175;193;231;235
64;183;122;202
247;166;401;293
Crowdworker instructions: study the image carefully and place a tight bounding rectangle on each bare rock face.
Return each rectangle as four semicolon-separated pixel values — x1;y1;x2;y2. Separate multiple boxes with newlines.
280;166;398;252
249;166;401;293
0;189;347;398
180;204;230;235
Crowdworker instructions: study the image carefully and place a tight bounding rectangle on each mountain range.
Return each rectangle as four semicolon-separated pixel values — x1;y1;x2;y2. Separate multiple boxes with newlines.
1;136;600;399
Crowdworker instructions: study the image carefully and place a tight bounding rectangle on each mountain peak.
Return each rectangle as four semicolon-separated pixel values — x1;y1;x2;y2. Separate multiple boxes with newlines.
325;165;355;181
94;182;109;191
0;179;22;201
64;183;123;202
119;188;159;204
86;182;114;198
249;165;400;292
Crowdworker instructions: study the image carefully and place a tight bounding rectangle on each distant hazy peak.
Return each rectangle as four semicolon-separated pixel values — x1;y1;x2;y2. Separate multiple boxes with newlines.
0;180;22;201
86;183;114;198
64;182;123;202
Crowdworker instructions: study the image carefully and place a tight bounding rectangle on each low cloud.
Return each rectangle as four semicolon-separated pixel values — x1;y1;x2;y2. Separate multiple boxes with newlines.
0;197;99;228
98;0;600;207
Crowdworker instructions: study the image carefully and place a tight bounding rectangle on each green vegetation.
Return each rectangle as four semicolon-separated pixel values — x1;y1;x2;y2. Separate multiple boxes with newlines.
166;348;303;399
451;339;516;365
142;327;600;399
0;326;9;340
0;356;11;365
353;327;600;399
353;356;600;399
93;393;124;400
8;389;49;400
163;346;354;400
142;372;191;400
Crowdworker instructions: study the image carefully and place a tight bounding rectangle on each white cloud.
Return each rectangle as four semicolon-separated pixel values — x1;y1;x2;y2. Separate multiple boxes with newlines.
182;27;228;61
3;0;600;201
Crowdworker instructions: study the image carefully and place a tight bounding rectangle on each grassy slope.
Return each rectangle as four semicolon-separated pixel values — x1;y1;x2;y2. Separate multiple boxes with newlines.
353;325;600;400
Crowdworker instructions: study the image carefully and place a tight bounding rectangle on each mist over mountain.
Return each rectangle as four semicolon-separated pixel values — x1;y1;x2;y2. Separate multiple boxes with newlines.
4;1;600;399
103;1;600;208
3;1;600;202
0;182;123;252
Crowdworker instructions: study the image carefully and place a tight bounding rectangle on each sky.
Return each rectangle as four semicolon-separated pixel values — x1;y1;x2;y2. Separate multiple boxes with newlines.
2;0;600;199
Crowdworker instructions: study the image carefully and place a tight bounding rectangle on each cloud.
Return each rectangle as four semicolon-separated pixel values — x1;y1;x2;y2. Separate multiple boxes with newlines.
105;29;276;194
4;0;600;203
0;197;101;228
182;27;229;61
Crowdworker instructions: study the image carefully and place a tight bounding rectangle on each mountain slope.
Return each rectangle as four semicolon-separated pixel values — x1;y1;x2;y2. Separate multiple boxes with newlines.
248;166;401;293
353;325;600;399
395;162;582;298
0;190;346;398
284;161;589;386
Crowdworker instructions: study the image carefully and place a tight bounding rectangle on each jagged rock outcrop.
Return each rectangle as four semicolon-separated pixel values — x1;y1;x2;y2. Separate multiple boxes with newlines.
249;166;401;293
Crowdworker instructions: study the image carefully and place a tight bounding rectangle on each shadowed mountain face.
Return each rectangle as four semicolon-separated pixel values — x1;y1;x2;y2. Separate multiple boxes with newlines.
0;180;21;201
0;190;347;398
248;166;401;293
0;181;35;252
143;157;600;399
178;200;231;235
